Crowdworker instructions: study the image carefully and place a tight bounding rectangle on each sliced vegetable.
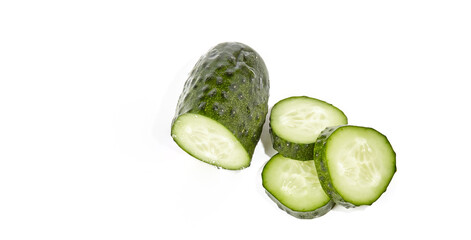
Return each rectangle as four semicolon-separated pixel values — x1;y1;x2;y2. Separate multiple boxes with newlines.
270;96;347;160
314;125;396;207
262;154;334;219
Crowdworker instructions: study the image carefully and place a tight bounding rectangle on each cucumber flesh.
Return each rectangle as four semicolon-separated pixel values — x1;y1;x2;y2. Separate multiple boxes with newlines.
172;113;250;170
315;126;396;207
270;96;347;160
262;154;334;219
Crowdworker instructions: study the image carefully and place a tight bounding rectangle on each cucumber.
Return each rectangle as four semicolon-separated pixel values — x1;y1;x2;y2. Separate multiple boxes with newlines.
171;42;269;170
314;125;396;207
270;96;347;160
262;154;335;219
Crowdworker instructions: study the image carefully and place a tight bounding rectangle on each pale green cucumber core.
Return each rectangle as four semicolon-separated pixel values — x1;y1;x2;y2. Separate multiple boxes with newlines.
172;113;250;170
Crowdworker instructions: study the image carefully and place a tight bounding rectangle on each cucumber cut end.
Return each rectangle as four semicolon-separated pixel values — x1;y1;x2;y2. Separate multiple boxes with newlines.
172;113;250;170
326;126;396;205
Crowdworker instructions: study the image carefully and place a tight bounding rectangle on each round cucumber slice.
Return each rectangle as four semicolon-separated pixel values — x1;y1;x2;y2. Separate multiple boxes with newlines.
270;96;347;160
314;125;396;207
172;113;250;170
262;154;334;219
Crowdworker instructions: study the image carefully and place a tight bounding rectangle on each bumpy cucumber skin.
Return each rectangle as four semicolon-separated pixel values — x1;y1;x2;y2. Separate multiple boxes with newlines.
313;125;397;208
171;42;269;169
270;127;314;160
265;190;335;219
269;96;347;161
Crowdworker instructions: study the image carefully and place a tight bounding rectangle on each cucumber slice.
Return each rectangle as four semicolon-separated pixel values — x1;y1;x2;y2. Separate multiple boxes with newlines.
314;125;396;207
270;96;347;160
262;154;335;219
171;42;269;170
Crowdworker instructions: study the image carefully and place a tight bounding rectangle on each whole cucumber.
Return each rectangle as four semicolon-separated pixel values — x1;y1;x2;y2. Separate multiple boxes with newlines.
171;42;269;170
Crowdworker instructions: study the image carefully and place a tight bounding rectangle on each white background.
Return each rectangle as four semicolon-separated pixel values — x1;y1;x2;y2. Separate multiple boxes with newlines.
1;0;470;239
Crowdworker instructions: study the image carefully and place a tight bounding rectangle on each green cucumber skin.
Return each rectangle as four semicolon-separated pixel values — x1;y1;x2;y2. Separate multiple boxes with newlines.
270;126;314;160
171;42;269;167
313;126;353;207
264;190;335;219
269;96;347;161
313;125;397;208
